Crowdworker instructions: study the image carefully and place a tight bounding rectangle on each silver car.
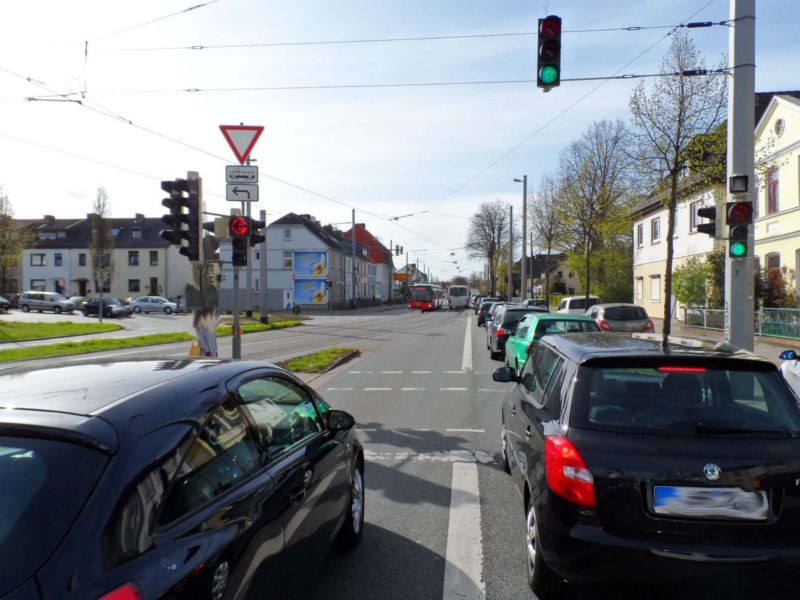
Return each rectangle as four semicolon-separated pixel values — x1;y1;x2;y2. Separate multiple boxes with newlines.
18;291;75;314
130;296;180;314
586;303;654;332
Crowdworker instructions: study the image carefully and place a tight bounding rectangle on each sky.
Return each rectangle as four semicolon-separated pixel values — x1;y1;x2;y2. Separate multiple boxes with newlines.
0;0;798;281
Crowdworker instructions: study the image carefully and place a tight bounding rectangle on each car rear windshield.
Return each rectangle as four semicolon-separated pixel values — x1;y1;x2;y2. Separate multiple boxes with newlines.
604;306;647;320
0;437;107;595
535;319;600;336
570;361;800;437
501;309;538;327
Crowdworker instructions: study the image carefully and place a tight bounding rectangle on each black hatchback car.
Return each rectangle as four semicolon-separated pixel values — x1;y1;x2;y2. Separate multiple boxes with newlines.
0;359;363;600
494;333;800;597
486;306;539;361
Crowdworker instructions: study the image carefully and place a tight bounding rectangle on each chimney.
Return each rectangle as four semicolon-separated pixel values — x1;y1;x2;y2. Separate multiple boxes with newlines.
44;215;55;224
134;213;145;223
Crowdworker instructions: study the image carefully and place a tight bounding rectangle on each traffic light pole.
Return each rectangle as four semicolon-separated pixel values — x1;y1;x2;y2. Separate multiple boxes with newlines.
232;266;241;359
723;0;755;350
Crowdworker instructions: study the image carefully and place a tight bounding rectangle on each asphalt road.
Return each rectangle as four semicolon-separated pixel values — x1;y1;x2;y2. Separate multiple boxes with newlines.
6;307;798;598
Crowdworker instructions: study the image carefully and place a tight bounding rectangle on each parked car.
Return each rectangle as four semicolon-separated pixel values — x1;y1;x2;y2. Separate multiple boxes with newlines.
0;358;363;600
82;297;133;318
494;332;800;596
0;295;9;312
475;296;498;317
556;294;602;315
477;298;500;326
522;298;549;310
18;291;76;314
586;303;654;332
130;295;181;314
68;295;90;309
7;293;21;309
487;306;543;361
504;313;600;373
483;301;509;328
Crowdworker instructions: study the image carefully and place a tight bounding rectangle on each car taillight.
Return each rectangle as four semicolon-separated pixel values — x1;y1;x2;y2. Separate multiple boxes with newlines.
644;319;654;331
99;583;142;600
597;320;612;331
496;328;506;336
545;436;595;507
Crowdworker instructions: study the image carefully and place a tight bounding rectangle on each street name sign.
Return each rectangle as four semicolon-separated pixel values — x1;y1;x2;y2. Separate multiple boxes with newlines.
226;165;258;184
227;184;259;202
219;125;264;165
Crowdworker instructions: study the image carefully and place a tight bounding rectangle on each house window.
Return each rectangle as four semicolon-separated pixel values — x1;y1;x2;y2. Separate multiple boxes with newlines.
79;253;86;266
56;231;66;239
283;229;292;241
766;253;781;273
128;279;140;293
54;253;63;267
128;251;139;266
150;250;158;266
131;229;142;240
30;279;46;291
651;218;661;243
650;275;661;302
690;202;702;231
767;169;779;214
30;253;46;266
635;277;644;302
636;223;643;248
283;252;293;269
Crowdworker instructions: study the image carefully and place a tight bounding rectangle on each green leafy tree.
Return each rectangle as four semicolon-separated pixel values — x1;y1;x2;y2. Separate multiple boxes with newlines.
0;189;33;294
673;256;710;306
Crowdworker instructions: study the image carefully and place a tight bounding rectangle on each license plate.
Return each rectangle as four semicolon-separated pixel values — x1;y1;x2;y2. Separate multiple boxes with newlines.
652;486;769;520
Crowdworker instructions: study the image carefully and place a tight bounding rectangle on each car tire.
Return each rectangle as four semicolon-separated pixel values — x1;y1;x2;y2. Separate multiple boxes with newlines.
133;306;141;313
53;306;61;314
526;501;562;597
337;459;364;550
500;423;511;474
164;307;173;314
21;304;29;312
82;308;89;317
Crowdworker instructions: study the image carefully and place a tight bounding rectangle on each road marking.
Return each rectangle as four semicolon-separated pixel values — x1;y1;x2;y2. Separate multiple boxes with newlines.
364;387;391;391
350;370;373;374
478;388;504;393
365;450;494;463
444;370;466;374
401;387;427;391
443;461;485;600
412;370;433;374
446;428;486;433
441;387;468;391
380;370;403;374
462;316;473;372
326;387;354;391
356;428;377;432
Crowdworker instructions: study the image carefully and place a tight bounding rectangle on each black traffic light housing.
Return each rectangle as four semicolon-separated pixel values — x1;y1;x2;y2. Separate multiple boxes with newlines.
179;177;203;262
696;206;717;237
537;15;562;90
249;216;266;246
229;215;250;267
726;201;753;258
160;179;189;246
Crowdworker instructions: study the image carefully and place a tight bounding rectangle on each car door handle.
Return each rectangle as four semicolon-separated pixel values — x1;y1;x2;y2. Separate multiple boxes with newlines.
510;405;516;416
525;426;532;439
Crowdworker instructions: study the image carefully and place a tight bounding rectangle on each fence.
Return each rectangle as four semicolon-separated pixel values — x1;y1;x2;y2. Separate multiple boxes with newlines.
683;306;800;340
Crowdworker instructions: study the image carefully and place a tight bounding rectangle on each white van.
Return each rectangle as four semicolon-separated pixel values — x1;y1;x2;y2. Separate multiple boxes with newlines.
447;285;469;309
556;295;602;315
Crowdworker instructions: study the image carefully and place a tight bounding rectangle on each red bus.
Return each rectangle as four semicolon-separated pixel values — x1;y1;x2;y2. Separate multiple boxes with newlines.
408;284;444;311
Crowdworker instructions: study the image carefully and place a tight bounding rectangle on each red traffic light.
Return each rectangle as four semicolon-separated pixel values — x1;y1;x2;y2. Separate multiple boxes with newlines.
726;201;753;224
229;216;249;236
540;16;560;38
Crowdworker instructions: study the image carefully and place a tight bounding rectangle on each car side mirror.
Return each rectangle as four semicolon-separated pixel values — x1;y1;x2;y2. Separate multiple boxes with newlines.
327;409;355;432
492;366;518;383
780;350;799;361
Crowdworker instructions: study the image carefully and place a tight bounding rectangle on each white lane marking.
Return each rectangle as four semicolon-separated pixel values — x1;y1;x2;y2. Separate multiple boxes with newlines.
461;316;473;372
350;370;373;374
380;370;403;374
478;388;504;393
443;462;485;600
446;428;486;433
441;387;468;391
365;450;494;463
444;370;466;374
402;387;428;391
356;428;377;432
412;370;433;374
364;387;391;391
326;387;354;391
349;371;362;374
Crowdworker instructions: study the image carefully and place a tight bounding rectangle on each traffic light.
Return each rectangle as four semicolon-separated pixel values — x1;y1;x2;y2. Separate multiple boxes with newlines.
537;15;562;90
726;201;753;258
249;216;266;246
160;179;189;246
180;176;203;261
696;206;717;237
229;215;250;267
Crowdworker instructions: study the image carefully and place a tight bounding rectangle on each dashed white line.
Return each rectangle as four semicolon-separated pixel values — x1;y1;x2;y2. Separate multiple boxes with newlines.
443;462;485;600
364;387;391;391
412;370;433;374
478;388;504;393
401;387;427;391
441;387;468;391
462;316;473;372
365;450;493;463
326;387;354;391
444;370;466;374
446;428;486;433
356;428;377;432
380;370;403;374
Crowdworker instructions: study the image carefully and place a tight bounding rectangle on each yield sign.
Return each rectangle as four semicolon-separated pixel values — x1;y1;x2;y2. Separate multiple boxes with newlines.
219;125;264;165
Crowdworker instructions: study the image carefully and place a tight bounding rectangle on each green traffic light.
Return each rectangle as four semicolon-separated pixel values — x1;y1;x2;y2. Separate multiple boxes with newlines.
730;241;747;257
539;65;559;85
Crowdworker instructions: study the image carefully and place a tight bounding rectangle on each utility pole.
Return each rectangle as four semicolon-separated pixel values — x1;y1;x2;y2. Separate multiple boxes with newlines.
259;208;268;323
515;176;528;299
351;209;356;308
723;0;755;350
244;157;253;317
508;204;513;300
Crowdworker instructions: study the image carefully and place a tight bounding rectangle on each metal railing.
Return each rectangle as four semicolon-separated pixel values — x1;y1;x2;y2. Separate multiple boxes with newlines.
683;306;800;340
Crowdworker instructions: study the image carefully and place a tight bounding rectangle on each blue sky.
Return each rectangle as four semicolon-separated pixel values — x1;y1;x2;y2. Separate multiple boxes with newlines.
0;0;797;280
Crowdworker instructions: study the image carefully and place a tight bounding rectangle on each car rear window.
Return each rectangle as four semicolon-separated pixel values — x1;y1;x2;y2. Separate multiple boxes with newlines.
0;437;107;596
534;319;600;336
604;306;647;320
570;361;800;437
501;309;538;327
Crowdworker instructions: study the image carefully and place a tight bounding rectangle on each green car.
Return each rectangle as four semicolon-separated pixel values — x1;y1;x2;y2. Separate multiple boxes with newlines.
503;313;600;373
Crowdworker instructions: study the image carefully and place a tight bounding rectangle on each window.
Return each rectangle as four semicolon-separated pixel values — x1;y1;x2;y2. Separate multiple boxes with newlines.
283;229;292;241
128;251;139;266
636;223;643;247
79;253;86;267
767;169;779;214
30;254;46;267
149;251;158;266
651;218;661;243
54;253;62;267
158;401;262;526
283;251;293;269
131;229;142;240
690;202;701;231
650;275;661;302
237;376;323;463
128;279;140;293
635;277;644;302
30;279;46;291
95;279;111;294
766;253;781;273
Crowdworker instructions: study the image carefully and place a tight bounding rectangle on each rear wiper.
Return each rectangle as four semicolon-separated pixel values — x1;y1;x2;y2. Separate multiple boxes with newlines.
695;421;796;437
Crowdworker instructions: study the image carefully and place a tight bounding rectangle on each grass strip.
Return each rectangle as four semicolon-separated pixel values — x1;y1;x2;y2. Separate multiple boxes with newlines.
0;321;122;342
0;321;303;363
279;347;358;373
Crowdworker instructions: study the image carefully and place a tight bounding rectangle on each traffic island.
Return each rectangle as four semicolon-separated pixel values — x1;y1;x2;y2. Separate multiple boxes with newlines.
278;347;360;374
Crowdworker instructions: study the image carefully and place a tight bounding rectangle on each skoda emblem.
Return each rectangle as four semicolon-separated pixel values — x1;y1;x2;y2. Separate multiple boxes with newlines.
703;463;721;481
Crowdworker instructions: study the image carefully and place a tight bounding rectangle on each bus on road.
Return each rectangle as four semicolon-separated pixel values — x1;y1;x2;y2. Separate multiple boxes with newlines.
447;285;469;309
408;284;444;311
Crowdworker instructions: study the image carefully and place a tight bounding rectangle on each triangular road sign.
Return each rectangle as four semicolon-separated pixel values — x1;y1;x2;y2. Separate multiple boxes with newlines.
219;125;264;164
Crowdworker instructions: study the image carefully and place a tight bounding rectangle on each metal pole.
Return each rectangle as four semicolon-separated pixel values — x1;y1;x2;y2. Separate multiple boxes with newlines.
259;208;269;323
521;175;527;300
351;209;356;308
245;197;253;317
723;0;755;350
232;266;241;358
405;252;409;300
508;205;513;300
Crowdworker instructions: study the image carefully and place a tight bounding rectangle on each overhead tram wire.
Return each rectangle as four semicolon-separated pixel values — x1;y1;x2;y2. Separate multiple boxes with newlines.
96;0;220;40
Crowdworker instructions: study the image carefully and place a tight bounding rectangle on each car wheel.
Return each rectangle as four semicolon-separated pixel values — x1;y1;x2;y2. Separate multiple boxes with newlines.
337;460;364;549
210;559;230;600
526;501;562;597
133;306;141;313
164;306;173;314
500;423;511;474
81;308;89;317
21;304;29;312
53;306;61;314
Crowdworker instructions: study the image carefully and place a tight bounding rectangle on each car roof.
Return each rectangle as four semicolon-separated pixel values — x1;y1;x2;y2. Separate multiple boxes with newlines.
595;303;646;309
532;313;596;322
540;332;772;365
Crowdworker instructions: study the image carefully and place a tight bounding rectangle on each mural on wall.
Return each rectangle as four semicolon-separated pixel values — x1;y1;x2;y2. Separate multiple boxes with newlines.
294;251;328;278
294;278;328;304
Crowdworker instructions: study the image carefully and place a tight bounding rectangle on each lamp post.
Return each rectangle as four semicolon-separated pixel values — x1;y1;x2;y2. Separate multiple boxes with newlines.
514;176;527;299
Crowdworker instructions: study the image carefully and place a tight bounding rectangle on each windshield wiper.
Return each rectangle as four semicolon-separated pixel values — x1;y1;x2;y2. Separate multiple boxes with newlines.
695;421;796;437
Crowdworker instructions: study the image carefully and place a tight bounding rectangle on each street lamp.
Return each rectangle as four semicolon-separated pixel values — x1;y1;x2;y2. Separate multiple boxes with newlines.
514;176;528;299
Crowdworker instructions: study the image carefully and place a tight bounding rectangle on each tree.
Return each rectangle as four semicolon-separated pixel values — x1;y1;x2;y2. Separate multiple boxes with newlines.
466;200;512;296
529;174;564;307
0;189;33;295
629;30;727;335
90;187;114;323
672;255;711;307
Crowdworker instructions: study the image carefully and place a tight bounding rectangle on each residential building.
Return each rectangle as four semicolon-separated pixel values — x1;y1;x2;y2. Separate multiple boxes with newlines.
342;223;395;303
514;253;578;297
